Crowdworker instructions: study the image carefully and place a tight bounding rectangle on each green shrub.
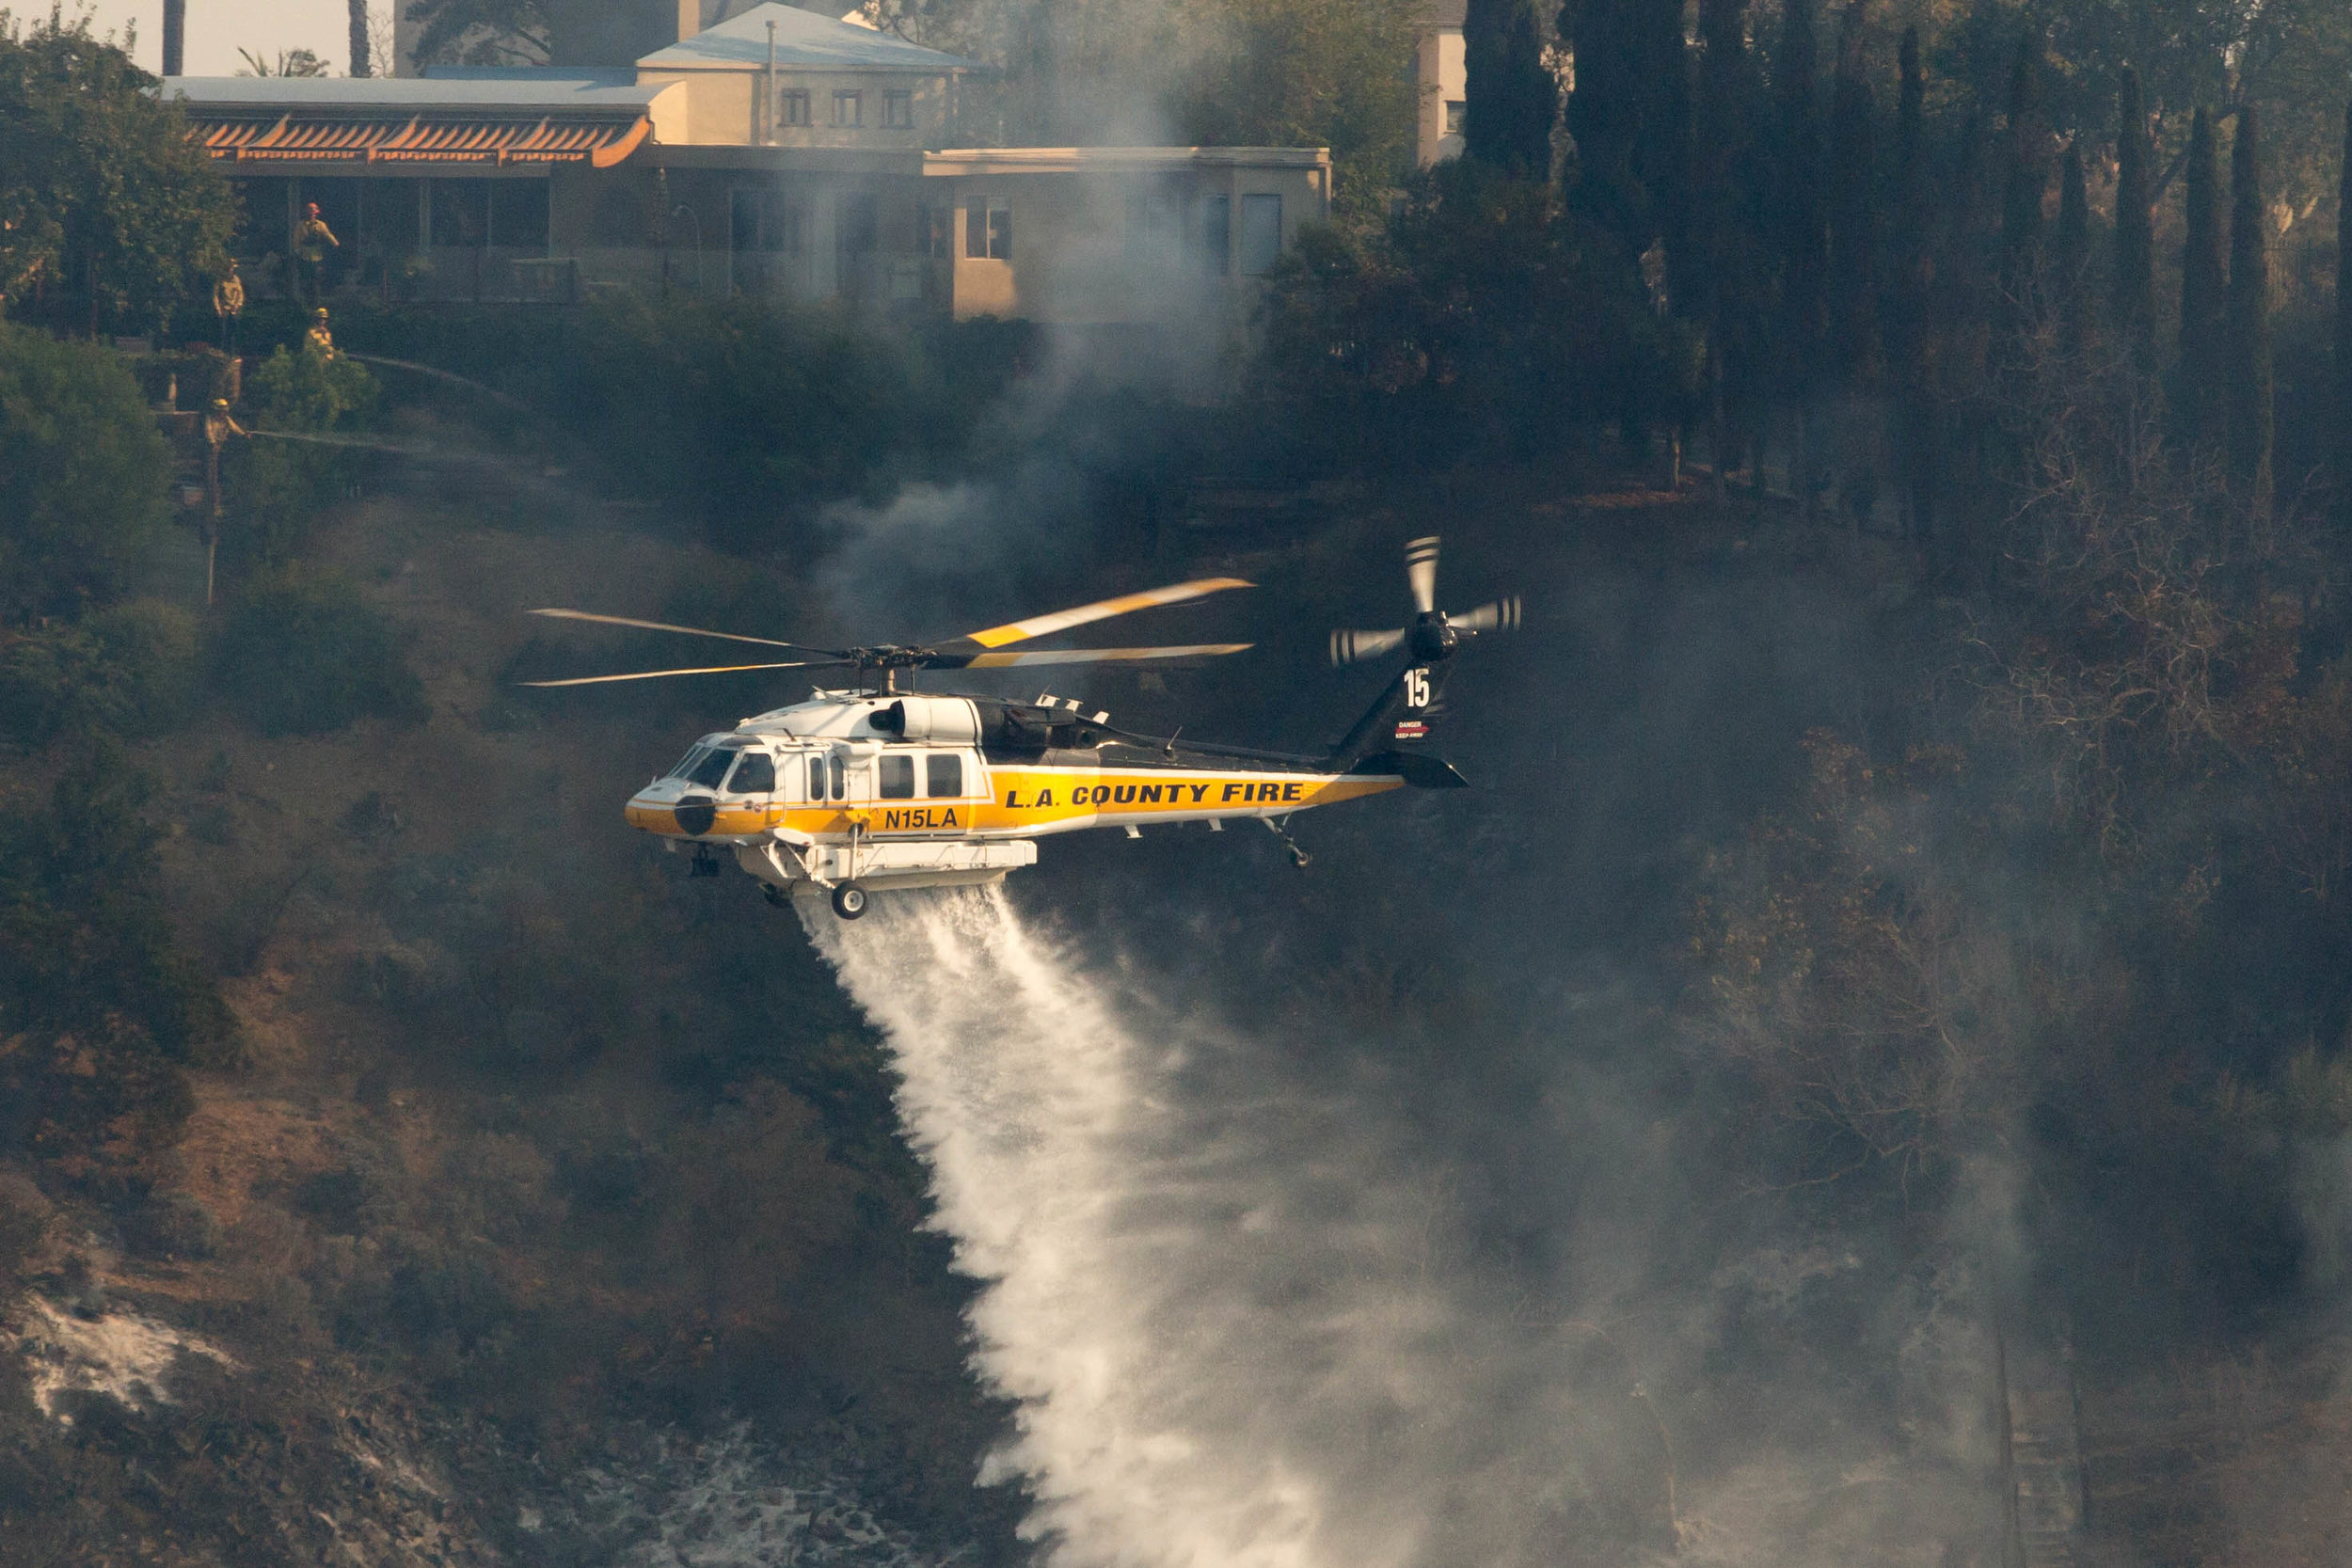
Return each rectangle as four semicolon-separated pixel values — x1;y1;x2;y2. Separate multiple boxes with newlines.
0;748;233;1189
0;599;199;743
215;347;380;574
248;342;377;431
212;571;427;736
0;325;171;617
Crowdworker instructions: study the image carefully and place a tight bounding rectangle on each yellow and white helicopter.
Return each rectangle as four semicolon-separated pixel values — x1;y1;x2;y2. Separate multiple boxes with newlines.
527;537;1518;917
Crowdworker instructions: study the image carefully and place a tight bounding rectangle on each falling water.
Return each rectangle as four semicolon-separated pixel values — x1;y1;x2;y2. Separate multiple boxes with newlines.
803;886;1591;1568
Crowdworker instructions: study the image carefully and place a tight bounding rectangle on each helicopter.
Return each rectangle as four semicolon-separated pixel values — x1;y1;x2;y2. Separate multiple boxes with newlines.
526;537;1519;918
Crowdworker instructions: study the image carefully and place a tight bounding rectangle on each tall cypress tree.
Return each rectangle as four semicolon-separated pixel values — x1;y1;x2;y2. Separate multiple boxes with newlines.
1773;0;1825;512
1695;0;1756;493
2179;106;2226;450
1640;0;1696;316
1465;0;1559;180
1561;0;1643;246
1999;29;2048;309
2336;101;2351;491
1890;26;1927;362
1824;0;1876;383
2055;143;2088;353
2112;68;2153;352
1775;0;1825;374
2227;105;2274;508
1891;24;1932;540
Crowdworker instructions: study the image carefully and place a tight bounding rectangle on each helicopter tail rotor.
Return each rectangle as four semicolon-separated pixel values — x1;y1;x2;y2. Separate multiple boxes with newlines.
1406;535;1440;616
1323;536;1523;767
1329;627;1408;668
1448;596;1522;635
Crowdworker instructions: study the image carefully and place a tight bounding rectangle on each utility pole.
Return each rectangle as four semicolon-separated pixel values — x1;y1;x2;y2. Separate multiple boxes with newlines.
162;0;183;75
204;439;220;606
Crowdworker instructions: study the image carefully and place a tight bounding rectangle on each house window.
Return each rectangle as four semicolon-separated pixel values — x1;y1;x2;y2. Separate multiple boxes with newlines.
490;181;548;248
965;198;1009;260
837;192;878;256
731;189;804;255
428;179;488;246
780;89;810;126
1199;194;1230;276
882;90;913;129
917;202;951;259
770;196;803;256
1125;192;1177;261
833;89;862;127
1239;193;1282;275
1444;100;1466;135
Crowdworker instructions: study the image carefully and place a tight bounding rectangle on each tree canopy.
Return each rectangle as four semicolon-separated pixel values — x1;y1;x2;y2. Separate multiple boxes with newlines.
0;11;235;332
0;325;171;620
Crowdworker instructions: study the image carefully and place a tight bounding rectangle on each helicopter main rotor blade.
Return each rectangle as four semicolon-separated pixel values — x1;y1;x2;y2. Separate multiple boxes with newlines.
1406;537;1439;616
527;608;846;657
953;578;1253;651
948;643;1253;669
520;659;836;688
1449;597;1522;634
1329;628;1407;667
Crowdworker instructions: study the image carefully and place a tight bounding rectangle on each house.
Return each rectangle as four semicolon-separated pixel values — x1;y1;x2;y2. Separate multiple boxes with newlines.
1413;0;1466;168
163;3;1330;330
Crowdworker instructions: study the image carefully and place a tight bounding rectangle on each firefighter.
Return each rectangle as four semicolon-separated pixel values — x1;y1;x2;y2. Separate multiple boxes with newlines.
200;398;248;607
212;259;245;353
294;201;339;301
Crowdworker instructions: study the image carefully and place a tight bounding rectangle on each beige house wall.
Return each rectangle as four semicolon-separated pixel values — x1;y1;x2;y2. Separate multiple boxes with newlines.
917;152;1328;325
635;67;952;148
1414;25;1466;167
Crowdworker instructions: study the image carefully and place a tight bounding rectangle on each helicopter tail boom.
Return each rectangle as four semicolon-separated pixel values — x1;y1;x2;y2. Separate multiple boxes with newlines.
1326;660;1454;774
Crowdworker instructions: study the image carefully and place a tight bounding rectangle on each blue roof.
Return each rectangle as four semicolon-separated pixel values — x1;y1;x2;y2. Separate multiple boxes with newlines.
637;2;976;71
158;76;669;111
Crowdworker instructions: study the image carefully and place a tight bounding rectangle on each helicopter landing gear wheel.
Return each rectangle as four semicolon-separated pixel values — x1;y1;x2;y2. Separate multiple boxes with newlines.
830;882;868;920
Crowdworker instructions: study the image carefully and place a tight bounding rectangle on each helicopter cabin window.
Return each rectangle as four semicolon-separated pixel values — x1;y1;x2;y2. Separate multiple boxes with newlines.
926;753;961;798
725;752;774;795
685;746;738;789
666;744;708;780
807;754;827;800
879;753;916;800
829;753;846;799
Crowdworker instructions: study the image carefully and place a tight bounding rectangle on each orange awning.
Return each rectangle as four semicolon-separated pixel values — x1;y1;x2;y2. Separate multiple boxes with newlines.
199;112;652;168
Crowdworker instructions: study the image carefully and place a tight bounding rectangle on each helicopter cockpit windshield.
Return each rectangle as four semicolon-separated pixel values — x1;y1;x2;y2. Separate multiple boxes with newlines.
666;739;776;794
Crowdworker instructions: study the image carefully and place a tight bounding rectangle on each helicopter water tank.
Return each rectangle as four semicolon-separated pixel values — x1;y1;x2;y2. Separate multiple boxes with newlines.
870;696;981;744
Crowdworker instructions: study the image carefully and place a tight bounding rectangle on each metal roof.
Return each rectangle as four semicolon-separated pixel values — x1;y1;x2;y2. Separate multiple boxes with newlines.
160;76;668;112
421;67;638;86
637;2;976;71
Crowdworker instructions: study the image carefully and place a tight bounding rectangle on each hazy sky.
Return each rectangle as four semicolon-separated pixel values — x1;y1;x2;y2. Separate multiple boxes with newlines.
72;0;358;78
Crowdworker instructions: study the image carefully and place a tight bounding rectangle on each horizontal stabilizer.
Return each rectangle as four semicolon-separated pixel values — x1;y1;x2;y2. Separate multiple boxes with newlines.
1346;751;1468;789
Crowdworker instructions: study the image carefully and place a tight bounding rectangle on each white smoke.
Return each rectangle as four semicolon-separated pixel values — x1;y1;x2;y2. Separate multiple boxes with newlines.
803;886;1613;1568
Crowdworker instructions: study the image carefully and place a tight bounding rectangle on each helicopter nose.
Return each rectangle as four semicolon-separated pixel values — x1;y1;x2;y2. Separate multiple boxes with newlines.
625;792;700;837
